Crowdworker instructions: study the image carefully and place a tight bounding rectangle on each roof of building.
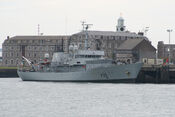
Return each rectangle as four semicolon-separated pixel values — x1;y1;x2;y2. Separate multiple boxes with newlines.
117;39;145;50
8;35;70;40
73;30;145;38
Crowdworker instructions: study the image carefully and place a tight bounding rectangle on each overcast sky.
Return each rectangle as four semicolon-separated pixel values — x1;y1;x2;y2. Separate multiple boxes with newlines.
1;0;175;48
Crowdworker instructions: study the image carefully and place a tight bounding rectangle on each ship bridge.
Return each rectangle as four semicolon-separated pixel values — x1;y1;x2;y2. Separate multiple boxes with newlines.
75;50;104;59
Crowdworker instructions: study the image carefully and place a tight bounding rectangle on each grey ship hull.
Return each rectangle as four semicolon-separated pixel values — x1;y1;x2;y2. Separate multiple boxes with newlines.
18;63;142;82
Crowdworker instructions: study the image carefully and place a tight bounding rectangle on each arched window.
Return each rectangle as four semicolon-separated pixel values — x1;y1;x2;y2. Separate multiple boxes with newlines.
11;60;13;65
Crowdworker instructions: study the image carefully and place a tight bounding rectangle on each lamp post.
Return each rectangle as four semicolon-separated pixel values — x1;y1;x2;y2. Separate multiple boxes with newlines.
167;29;173;64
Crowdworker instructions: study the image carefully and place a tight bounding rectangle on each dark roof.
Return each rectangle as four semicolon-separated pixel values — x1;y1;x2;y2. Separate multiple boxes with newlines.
73;30;145;38
117;39;145;50
9;35;70;40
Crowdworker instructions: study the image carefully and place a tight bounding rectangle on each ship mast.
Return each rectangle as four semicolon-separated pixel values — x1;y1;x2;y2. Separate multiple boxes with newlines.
81;21;93;50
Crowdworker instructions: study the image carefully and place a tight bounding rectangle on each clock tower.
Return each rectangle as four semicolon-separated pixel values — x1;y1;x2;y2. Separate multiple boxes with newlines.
116;16;125;32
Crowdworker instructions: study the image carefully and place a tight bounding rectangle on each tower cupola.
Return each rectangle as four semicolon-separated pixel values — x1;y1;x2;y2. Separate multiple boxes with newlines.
116;16;125;32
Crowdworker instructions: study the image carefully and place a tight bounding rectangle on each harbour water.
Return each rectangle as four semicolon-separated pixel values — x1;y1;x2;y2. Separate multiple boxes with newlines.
0;78;175;117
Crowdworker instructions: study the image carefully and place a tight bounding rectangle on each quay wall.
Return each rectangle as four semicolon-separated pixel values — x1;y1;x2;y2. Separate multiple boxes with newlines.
136;65;175;83
1;65;175;84
0;69;18;77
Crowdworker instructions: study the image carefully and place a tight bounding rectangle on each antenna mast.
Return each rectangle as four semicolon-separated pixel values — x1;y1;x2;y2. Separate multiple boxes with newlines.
81;21;93;50
81;21;86;32
38;24;40;36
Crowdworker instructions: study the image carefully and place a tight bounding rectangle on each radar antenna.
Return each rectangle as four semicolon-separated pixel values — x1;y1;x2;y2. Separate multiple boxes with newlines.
81;21;86;31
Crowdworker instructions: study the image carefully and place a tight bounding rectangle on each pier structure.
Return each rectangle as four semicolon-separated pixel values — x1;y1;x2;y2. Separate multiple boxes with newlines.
137;64;175;83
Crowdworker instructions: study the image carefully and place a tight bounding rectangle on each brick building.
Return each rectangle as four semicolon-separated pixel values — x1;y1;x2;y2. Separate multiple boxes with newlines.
2;36;69;66
157;41;175;63
2;16;156;66
116;39;156;63
70;31;147;59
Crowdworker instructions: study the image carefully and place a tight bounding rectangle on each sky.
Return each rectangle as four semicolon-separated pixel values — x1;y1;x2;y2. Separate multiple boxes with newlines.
0;0;175;48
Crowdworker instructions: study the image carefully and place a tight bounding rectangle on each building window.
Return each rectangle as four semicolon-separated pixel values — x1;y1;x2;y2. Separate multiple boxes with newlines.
5;60;8;64
16;60;18;65
11;60;13;64
46;46;49;51
34;53;37;57
34;60;37;63
108;43;112;48
39;46;42;51
41;40;44;44
11;53;13;57
52;47;55;51
166;47;170;52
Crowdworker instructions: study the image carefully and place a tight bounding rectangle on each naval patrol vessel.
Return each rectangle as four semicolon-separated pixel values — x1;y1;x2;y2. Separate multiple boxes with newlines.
17;24;143;82
18;50;142;82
